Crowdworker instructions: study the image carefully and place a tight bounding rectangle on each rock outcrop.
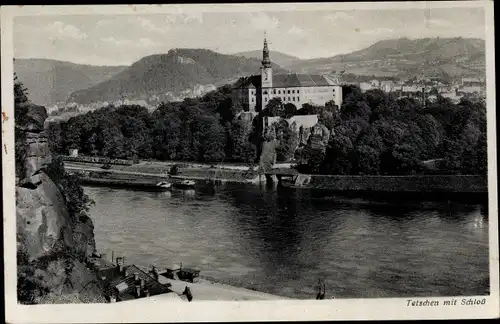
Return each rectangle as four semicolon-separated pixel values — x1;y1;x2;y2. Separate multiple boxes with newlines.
16;103;102;304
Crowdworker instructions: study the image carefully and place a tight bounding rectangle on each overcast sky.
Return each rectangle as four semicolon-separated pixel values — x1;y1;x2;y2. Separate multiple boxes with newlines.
13;6;485;66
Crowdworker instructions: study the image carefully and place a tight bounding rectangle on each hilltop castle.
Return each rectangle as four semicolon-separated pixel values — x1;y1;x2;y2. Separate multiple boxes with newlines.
232;36;343;113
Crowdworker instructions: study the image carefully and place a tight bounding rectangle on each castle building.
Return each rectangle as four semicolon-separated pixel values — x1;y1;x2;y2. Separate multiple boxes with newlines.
232;37;343;114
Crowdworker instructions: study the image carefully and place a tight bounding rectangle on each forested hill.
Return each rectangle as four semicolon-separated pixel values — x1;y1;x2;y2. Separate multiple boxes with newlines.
14;58;126;107
67;49;287;104
233;50;301;68
287;37;485;78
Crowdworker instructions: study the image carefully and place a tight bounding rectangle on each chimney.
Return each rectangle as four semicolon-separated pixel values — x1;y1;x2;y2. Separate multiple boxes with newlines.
116;257;123;266
140;279;145;289
134;272;139;282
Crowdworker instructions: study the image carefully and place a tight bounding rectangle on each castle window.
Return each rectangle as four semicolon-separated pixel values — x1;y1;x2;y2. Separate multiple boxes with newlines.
292;97;295;101
298;97;300;101
287;90;291;94
278;90;281;94
273;89;276;94
263;90;268;94
288;97;291;101
252;98;254;102
297;90;300;94
265;97;268;102
292;90;295;94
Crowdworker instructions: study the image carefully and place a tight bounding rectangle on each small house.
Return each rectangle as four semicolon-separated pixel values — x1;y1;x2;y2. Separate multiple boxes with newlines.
100;259;173;303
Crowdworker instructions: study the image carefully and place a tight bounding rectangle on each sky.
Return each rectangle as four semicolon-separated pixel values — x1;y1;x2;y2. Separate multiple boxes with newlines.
13;5;486;66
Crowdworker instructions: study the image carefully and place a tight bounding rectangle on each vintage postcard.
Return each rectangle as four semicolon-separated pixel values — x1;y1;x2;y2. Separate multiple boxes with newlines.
2;1;499;322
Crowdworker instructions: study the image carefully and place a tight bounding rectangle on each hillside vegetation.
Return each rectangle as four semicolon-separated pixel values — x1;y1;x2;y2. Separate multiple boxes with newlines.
296;86;487;176
14;59;126;106
287;37;485;78
67;49;286;104
47;85;260;165
47;79;487;176
233;50;301;68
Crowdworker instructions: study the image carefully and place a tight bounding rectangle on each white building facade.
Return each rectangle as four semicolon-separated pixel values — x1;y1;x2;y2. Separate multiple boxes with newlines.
232;37;343;113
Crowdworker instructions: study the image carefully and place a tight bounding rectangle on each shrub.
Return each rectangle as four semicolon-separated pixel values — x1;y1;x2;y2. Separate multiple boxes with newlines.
169;164;179;175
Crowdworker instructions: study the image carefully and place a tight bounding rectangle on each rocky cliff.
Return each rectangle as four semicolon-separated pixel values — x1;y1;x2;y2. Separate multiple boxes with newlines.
16;102;104;304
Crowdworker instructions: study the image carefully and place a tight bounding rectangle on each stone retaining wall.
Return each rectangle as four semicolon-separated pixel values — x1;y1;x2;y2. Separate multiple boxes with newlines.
294;174;488;193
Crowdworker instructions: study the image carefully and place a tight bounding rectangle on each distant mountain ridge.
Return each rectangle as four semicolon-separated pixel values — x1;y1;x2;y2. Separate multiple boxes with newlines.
233;50;301;68
14;58;126;106
287;37;485;78
16;37;485;107
67;48;287;105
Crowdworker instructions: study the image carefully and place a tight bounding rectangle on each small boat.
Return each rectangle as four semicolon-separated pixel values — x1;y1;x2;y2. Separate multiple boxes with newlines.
161;264;201;283
174;179;196;189
156;181;172;190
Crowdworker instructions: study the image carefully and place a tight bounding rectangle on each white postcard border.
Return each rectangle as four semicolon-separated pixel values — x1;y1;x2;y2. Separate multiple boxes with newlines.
2;1;499;322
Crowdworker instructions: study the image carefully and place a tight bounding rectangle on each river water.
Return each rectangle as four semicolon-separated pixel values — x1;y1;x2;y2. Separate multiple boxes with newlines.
85;183;490;299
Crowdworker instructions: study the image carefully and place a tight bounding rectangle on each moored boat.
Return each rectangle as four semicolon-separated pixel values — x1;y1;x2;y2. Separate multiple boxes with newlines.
174;179;196;189
156;181;173;190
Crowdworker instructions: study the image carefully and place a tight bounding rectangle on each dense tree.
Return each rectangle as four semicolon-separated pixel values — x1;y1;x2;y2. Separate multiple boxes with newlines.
299;85;487;175
274;119;299;162
49;80;486;175
263;97;283;117
283;103;297;118
230;118;257;163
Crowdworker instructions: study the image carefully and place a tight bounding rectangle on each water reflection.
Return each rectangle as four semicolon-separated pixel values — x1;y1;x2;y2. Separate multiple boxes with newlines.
180;189;196;200
85;184;490;299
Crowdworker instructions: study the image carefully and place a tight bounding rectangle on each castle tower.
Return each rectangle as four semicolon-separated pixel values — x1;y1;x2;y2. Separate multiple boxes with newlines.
261;33;273;89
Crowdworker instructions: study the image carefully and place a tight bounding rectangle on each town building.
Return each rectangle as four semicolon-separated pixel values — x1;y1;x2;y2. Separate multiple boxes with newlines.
89;254;174;303
232;37;343;113
462;77;485;87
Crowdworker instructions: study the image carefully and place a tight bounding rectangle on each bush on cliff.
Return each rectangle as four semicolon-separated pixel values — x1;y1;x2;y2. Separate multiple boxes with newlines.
44;156;95;221
14;74;29;179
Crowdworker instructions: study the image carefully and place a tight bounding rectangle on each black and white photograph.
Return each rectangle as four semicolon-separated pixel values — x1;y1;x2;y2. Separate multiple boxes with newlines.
2;1;499;322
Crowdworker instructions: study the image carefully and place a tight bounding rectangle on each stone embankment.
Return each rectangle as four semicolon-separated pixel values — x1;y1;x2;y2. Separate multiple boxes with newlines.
293;174;488;194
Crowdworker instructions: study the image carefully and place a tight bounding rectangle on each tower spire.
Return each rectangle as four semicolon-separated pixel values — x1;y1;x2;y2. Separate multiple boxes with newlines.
262;31;271;68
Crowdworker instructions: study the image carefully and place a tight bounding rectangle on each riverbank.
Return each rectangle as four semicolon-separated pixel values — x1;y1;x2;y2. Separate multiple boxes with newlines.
64;160;258;184
64;157;489;195
159;277;292;301
130;265;291;301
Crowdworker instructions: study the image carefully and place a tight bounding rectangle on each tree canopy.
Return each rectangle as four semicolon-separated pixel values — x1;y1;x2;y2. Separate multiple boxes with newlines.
296;87;487;175
49;83;486;175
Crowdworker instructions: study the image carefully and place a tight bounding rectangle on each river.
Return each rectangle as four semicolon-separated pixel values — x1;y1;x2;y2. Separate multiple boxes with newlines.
85;182;490;299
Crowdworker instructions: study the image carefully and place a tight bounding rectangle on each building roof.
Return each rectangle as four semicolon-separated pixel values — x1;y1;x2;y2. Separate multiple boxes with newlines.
105;264;172;301
232;73;335;89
